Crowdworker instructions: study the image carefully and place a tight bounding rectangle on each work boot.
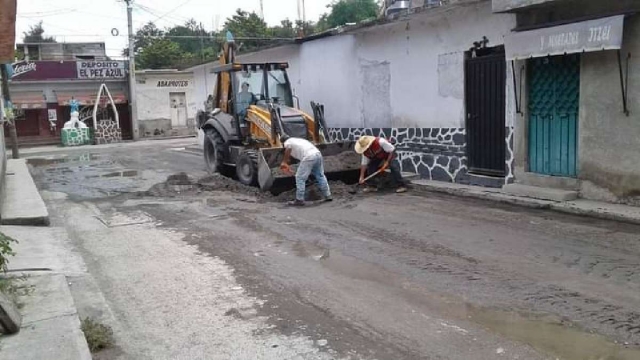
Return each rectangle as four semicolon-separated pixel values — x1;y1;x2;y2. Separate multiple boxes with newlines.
324;196;333;202
287;199;305;206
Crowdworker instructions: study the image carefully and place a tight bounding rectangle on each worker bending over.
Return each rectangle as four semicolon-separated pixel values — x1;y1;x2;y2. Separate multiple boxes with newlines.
280;135;333;206
355;136;408;193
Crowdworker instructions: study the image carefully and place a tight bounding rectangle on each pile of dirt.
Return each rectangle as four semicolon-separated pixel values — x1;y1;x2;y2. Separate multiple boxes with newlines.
142;170;391;202
323;151;361;173
270;180;357;202
197;173;267;198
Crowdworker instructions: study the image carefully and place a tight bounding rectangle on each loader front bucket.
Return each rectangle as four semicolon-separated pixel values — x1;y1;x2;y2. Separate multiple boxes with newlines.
257;141;360;193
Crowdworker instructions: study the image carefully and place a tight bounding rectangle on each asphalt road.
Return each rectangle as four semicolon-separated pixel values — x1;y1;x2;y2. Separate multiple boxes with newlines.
26;139;640;360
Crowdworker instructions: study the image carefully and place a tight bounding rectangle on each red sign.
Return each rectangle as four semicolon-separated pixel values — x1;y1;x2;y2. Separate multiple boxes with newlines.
11;61;81;81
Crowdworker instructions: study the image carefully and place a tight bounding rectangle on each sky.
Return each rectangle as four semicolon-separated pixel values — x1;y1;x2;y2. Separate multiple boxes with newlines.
16;0;333;58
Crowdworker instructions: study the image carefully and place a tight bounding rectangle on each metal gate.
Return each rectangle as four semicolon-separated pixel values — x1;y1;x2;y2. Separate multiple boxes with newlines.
528;55;579;177
465;51;507;176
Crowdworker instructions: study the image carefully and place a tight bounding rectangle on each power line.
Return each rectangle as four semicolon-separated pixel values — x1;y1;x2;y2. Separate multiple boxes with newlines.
148;0;196;24
134;3;192;25
41;34;297;41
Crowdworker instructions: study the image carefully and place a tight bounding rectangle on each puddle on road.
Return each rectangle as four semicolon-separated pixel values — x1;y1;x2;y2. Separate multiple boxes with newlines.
291;241;640;360
27;153;101;167
471;309;640;360
102;170;139;178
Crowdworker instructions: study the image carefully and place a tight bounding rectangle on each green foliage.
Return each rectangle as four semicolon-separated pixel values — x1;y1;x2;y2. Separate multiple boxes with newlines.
224;9;270;52
271;19;296;39
133;22;164;54
136;38;186;69
128;19;219;69
319;0;380;31
81;318;115;353
0;232;17;272
129;6;341;69
22;21;57;43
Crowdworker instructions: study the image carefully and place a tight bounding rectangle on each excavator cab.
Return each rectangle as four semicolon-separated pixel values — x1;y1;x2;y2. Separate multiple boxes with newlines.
199;32;360;192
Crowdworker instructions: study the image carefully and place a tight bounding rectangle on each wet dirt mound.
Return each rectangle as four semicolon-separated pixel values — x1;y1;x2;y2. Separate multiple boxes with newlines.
197;174;266;197
144;172;199;197
142;171;396;202
270;181;356;203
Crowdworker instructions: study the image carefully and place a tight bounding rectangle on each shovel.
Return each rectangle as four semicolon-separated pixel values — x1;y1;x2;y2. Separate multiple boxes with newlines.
348;167;386;194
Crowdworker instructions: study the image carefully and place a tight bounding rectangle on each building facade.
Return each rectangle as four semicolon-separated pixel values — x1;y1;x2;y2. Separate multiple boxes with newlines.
189;0;640;204
189;0;516;185
498;0;640;204
134;70;197;138
8;42;131;145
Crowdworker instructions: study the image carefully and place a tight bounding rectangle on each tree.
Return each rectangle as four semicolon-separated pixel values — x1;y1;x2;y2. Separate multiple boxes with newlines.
133;22;164;55
166;19;217;58
271;19;296;39
223;9;269;52
22;21;56;43
319;0;379;31
136;38;185;69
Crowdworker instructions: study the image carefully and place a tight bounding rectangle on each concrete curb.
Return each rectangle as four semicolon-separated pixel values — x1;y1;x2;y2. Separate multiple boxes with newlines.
0;274;92;360
410;180;640;226
1;159;49;226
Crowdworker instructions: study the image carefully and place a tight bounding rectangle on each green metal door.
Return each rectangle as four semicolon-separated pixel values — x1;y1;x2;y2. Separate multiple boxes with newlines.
528;55;579;177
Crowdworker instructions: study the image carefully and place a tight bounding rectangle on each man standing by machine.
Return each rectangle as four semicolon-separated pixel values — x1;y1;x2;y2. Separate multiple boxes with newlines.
280;135;333;206
355;135;408;193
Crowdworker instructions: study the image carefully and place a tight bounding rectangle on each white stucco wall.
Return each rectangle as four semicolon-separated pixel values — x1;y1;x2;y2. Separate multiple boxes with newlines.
135;72;196;123
297;36;361;127
189;1;515;130
351;0;515;128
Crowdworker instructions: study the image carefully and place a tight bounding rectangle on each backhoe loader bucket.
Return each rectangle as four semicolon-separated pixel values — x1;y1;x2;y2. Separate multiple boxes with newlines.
257;141;360;193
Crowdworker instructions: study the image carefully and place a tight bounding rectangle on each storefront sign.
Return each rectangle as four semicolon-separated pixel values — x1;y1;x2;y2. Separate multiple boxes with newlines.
0;0;17;62
11;61;37;78
10;61;78;81
505;15;625;60
77;61;126;79
156;80;190;88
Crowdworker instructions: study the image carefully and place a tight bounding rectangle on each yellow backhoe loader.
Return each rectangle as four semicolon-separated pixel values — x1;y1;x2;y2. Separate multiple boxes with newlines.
197;32;360;192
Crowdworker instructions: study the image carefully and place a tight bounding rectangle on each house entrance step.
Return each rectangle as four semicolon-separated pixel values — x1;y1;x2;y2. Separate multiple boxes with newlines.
502;183;578;202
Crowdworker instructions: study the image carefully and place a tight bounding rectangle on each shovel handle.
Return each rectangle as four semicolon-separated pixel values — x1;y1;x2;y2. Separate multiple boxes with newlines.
359;168;384;184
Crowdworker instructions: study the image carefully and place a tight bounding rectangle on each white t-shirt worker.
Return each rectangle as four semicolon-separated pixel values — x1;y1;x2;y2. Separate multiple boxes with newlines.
280;135;332;206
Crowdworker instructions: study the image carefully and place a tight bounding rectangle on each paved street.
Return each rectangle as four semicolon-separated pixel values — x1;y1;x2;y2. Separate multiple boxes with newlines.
26;139;640;360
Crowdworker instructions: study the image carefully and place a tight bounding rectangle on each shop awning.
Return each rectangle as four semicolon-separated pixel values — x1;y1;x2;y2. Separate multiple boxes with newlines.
56;91;128;106
505;15;625;61
10;91;46;109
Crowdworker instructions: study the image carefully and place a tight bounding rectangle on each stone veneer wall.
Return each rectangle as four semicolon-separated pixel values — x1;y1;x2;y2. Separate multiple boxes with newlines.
95;120;122;145
329;127;516;185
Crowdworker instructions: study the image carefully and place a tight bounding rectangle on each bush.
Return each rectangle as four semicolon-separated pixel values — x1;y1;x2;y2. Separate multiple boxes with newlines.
81;318;115;352
0;232;17;272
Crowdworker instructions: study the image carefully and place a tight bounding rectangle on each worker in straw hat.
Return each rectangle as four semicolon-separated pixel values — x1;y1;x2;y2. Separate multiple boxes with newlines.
355;135;408;193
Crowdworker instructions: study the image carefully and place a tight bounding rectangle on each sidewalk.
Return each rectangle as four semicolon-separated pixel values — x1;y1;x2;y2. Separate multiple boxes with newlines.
1;159;49;226
411;179;640;225
0;160;92;359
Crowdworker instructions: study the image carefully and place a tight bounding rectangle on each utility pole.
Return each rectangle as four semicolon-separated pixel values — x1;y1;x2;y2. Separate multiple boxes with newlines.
259;0;264;20
125;0;139;140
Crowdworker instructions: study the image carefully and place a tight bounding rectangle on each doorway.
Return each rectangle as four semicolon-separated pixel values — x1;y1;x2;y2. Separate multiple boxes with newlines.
528;54;579;177
465;46;507;176
170;92;187;128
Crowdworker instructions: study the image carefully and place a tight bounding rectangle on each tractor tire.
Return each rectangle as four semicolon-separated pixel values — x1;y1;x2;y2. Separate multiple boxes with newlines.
236;150;258;186
203;129;230;175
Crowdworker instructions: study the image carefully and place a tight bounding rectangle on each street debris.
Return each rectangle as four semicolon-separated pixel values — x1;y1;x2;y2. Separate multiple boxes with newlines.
143;172;364;203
